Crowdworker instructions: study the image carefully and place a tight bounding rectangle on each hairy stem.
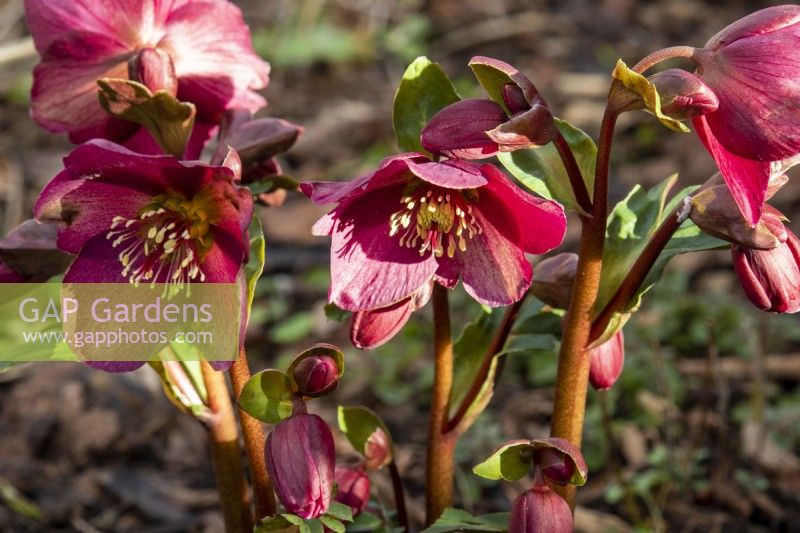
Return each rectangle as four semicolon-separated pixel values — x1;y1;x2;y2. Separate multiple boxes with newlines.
446;296;526;433
389;461;410;532
426;283;456;524
554;132;593;214
589;200;688;342
632;46;697;74
230;347;276;519
550;108;617;508
201;360;250;533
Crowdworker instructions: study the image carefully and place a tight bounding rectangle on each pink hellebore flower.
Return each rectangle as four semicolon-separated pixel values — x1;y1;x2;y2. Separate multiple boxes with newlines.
25;0;269;154
34;140;253;371
732;227;800;313
588;329;625;391
302;154;567;348
689;5;800;224
334;466;371;516
509;485;573;533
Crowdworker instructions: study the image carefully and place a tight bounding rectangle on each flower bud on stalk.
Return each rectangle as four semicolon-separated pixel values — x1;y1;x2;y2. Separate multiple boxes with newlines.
509;484;573;533
530;253;578;309
292;354;340;397
334;466;371;516
265;413;335;519
732;229;800;313
648;68;719;120
128;48;178;96
588;329;625;391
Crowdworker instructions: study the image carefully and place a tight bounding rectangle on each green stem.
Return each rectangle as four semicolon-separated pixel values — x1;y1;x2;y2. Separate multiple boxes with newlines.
553;132;593;214
549;108;617;508
201;360;251;533
632;46;697;74
446;296;526;433
230;347;276;520
425;283;456;524
589;200;689;343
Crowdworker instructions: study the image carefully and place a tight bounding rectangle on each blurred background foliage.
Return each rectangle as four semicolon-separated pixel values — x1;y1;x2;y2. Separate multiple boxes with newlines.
1;0;799;531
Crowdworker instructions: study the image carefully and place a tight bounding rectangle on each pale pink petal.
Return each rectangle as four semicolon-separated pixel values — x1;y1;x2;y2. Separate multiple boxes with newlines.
693;116;770;225
406;159;488;189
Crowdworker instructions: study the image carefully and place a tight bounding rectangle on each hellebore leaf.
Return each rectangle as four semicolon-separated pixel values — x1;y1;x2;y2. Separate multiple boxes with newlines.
150;350;209;419
253;514;297;532
497;118;596;214
421;509;508;533
593;176;726;345
238;369;296;424
324;502;354;523
393;57;460;155
611;59;690;133
97;78;196;157
318;516;344;533
337;406;394;468
473;440;535;481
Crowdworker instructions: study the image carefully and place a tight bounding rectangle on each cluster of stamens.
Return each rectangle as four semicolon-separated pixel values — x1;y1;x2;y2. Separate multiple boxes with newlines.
389;184;482;258
106;194;214;290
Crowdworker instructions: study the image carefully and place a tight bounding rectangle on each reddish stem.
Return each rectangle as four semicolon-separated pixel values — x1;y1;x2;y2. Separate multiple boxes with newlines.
425;283;456;524
230;347;276;519
632;46;697;74
553;132;593;214
389;461;410;532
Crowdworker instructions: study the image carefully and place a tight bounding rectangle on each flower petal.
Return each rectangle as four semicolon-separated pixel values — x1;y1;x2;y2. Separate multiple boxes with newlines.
693;116;770;225
420;98;504;159
406;159;488;189
85;361;147;372
478;164;567;254
325;183;438;311
62;232;129;283
350;282;432;349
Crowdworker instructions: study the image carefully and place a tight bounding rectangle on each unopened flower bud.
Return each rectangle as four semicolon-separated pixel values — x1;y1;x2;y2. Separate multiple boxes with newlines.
531;437;588;486
420;99;506;160
531;253;578;309
649;69;719;120
691;184;787;250
292;355;340;397
502;83;530;114
589;329;625;391
334;466;370;516
732;229;800;313
128;47;177;96
364;427;392;470
509;486;573;533
265;414;335;519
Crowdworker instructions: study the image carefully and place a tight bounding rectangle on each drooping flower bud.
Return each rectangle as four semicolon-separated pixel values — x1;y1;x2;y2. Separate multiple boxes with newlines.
509;486;573;533
364;427;392;470
292;354;340;397
649;68;719;120
420;99;507;160
334;466;371;516
531;437;589;486
265;414;335;519
502;83;530;114
128;47;178;96
691;183;787;250
732;229;800;313
588;329;625;391
530;253;578;309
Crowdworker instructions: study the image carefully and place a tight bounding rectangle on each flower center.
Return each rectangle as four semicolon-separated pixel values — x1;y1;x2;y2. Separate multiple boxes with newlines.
389;183;482;258
106;192;216;288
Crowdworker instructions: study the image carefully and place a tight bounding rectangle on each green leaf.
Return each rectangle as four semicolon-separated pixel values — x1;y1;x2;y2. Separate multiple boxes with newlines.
0;477;43;521
393;57;460;155
611;59;689;133
421;508;508;532
472;440;534;481
254;515;298;532
324;303;350;322
337;406;394;462
320;516;345;533
346;510;383;532
497;118;596;214
245;215;266;322
238;369;296;423
326;502;354;523
594;177;726;344
150;351;209;419
97;78;196;157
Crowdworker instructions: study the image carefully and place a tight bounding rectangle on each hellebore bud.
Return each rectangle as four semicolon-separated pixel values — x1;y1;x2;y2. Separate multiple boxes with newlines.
649;69;719;120
421;99;507;160
292;354;340;397
265;413;335;519
691;183;788;250
588;329;625;391
509;486;573;533
128;47;178;96
732;229;800;313
531;253;578;309
531;437;589;486
502;83;530;114
334;466;371;516
364;427;392;470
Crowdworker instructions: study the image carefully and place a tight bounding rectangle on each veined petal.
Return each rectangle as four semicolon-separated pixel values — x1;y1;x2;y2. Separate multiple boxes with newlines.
693;116;770;225
406;159;488;189
350;282;432;349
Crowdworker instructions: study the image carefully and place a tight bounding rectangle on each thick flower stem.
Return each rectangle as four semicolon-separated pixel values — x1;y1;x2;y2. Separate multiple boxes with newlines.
201;360;251;533
554;133;593;214
446;296;526;433
426;283;456;524
632;46;697;74
549;109;617;508
389;461;410;532
230;347;276;520
589;200;689;342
